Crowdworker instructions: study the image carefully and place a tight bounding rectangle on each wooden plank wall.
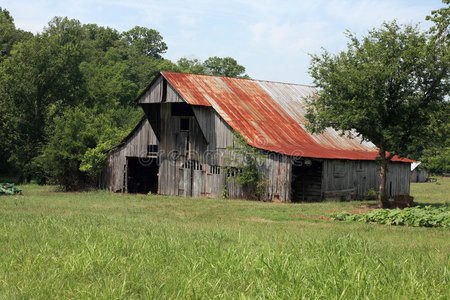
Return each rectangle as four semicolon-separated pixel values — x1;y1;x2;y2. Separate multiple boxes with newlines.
258;153;291;202
386;162;411;196
158;103;209;196
138;79;293;201
101;119;158;192
321;159;411;199
411;169;427;183
139;76;163;104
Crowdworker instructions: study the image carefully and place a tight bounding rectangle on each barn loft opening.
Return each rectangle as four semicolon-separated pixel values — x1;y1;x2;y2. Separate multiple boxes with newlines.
291;160;323;202
171;102;194;116
126;157;158;194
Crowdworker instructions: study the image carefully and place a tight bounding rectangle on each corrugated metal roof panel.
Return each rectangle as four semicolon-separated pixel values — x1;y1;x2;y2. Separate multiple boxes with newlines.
161;71;412;162
258;80;377;152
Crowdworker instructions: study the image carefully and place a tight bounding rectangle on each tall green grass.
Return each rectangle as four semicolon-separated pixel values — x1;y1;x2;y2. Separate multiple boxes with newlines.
0;181;448;299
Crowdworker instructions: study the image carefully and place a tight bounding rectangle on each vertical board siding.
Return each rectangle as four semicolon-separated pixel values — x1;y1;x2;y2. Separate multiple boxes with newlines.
258;153;291;202
138;76;163;104
411;169;427;183
102;119;158;192
158;103;209;196
166;81;185;103
322;159;411;199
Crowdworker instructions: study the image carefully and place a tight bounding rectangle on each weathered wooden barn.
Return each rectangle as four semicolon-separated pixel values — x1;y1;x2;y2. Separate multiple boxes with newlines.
102;71;413;202
410;162;427;183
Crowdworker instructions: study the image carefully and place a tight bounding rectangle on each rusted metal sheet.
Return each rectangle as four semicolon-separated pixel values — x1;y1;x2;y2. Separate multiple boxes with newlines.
162;72;412;162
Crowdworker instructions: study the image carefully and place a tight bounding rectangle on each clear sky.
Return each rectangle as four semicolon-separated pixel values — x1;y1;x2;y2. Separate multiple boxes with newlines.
1;0;444;84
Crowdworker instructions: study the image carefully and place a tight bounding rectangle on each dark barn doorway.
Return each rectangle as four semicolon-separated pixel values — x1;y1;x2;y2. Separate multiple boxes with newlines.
291;160;323;202
126;157;158;194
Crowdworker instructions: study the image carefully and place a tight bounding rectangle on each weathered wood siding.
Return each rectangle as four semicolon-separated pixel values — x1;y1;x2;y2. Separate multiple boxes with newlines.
139;77;185;104
257;153;291;202
321;160;410;199
102;119;158;192
411;168;427;183
139;76;164;104
158;103;209;196
192;106;235;158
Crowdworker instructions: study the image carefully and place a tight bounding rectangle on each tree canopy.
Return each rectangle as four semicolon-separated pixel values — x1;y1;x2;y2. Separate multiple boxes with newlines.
176;56;249;78
203;56;249;78
306;19;449;207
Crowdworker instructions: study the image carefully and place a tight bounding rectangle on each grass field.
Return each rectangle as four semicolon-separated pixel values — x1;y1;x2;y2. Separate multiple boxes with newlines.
0;179;449;299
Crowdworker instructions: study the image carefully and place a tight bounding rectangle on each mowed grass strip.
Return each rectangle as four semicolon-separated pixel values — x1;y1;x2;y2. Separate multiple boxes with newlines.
0;180;449;299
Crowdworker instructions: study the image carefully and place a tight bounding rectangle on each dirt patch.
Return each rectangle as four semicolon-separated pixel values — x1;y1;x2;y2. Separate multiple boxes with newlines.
390;195;417;209
290;215;330;220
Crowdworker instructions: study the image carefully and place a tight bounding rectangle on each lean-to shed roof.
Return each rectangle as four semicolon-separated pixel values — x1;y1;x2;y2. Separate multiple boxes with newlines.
155;72;411;162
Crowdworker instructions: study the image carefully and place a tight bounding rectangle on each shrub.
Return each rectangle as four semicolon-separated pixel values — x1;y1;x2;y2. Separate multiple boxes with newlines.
331;205;450;227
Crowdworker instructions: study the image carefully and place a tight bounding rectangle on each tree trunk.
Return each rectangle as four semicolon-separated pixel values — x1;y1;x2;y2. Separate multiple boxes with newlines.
378;147;389;208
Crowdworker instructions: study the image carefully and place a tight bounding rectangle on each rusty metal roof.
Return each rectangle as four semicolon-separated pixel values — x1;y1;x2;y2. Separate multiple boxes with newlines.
161;71;412;162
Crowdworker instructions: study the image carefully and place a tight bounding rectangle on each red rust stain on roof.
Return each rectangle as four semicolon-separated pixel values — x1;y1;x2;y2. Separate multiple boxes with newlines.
161;72;412;163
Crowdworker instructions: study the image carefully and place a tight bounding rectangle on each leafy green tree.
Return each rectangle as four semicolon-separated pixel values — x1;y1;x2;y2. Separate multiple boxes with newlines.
43;17;85;45
306;22;448;208
174;56;249;78
203;56;248;77
426;0;449;41
419;101;450;174
422;147;450;174
420;0;450;174
176;57;206;74
80;47;138;107
82;24;121;52
37;106;140;189
127;53;178;93
122;26;167;58
0;7;32;175
0;31;86;181
0;7;32;60
0;7;15;57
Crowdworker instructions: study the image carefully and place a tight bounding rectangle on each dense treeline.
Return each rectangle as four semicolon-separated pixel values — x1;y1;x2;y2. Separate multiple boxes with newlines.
0;8;248;189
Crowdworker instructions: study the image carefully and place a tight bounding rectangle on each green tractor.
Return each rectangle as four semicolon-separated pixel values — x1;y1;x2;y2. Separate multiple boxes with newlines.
0;183;22;195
